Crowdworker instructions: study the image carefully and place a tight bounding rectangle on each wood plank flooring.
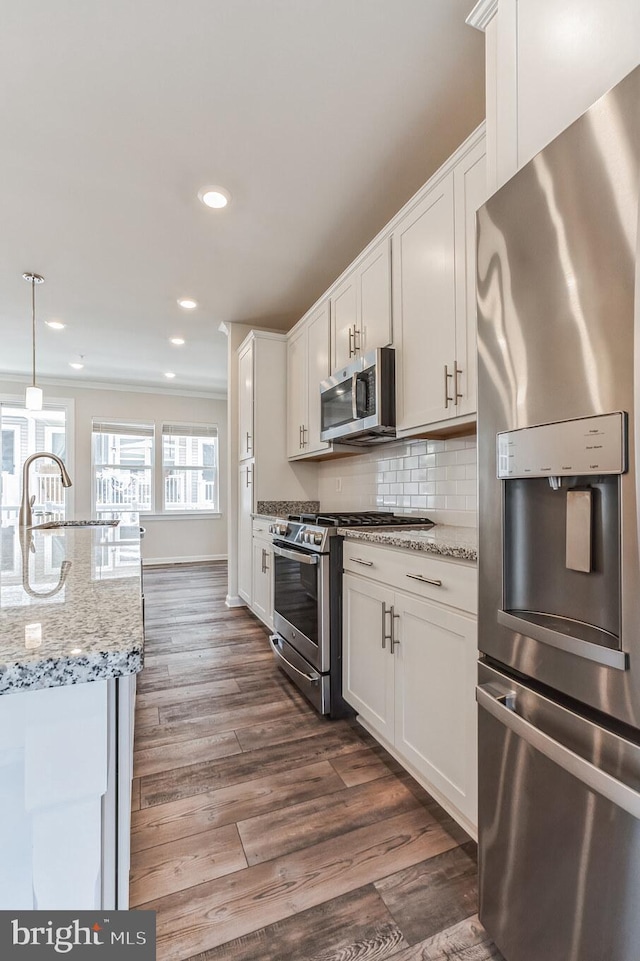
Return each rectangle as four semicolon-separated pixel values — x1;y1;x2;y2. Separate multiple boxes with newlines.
131;561;502;961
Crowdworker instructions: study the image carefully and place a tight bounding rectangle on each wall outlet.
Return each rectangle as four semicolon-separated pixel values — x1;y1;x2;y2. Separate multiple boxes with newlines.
335;478;342;493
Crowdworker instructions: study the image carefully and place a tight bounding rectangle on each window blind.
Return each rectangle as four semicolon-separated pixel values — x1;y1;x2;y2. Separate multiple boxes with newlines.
92;420;155;437
162;423;218;439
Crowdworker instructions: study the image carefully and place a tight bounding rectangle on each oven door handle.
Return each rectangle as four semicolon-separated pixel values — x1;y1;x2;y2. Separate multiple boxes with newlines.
272;543;319;565
269;636;320;684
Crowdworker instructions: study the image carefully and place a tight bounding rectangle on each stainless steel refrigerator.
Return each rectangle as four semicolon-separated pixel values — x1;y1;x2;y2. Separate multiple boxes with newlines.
476;65;640;961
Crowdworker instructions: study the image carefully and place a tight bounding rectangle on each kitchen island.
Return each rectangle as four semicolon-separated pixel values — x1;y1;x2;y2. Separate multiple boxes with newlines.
0;515;144;910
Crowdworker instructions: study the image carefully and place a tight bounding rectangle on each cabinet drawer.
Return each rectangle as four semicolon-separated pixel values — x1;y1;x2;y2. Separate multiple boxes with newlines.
343;540;477;614
252;519;272;539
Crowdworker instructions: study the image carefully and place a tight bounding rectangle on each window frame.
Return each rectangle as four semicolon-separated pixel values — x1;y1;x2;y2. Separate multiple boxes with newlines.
160;421;220;515
0;395;75;517
91;419;156;515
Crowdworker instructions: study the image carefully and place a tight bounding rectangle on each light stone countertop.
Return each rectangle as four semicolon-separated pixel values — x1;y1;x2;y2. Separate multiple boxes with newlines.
337;524;478;562
0;514;144;695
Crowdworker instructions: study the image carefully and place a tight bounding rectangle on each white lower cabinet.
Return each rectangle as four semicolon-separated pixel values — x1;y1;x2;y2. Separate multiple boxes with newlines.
343;550;478;835
251;531;273;629
238;462;253;604
343;575;395;743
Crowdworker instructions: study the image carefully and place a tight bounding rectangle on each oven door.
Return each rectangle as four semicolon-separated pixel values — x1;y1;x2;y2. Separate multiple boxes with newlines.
272;541;330;672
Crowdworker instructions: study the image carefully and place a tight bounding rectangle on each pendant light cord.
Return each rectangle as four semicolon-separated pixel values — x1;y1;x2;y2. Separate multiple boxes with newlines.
31;278;36;388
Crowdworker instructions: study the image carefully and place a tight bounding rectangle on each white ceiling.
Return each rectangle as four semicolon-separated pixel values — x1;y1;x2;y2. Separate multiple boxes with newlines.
0;0;484;395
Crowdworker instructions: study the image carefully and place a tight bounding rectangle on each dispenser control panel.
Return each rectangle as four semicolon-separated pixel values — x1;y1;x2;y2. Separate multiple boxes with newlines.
497;412;627;478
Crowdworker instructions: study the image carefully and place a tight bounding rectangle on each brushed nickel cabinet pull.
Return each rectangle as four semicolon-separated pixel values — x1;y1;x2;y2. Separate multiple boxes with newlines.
390;607;400;653
454;360;463;405
351;557;374;567
348;327;354;358
381;602;392;649
444;365;454;408
406;573;443;587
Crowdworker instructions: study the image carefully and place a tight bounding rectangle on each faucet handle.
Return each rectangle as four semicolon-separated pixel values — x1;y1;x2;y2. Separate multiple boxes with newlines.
29;495;36;508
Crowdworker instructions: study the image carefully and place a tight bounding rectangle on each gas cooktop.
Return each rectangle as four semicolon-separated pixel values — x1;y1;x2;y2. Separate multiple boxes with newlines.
289;511;434;528
270;511;434;553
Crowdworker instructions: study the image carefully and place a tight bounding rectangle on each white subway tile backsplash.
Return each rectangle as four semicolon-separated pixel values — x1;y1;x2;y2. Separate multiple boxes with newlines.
317;433;477;523
446;465;466;481
456;479;477;497
456;448;477;466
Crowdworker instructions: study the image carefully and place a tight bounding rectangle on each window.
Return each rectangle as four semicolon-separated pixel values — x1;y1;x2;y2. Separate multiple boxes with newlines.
0;402;71;520
92;420;154;513
162;423;219;512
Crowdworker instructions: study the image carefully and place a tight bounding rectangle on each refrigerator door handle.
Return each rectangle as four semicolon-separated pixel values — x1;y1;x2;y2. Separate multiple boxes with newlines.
477;685;640;820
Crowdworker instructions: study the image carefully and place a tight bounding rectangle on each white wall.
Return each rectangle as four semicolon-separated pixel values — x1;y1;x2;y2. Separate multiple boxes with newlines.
0;379;227;564
318;432;477;527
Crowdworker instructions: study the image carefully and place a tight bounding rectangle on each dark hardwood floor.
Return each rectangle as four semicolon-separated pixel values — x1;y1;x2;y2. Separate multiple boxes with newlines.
131;561;502;961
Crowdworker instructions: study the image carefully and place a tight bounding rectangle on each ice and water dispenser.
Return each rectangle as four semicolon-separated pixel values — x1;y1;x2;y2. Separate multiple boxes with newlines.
497;413;627;668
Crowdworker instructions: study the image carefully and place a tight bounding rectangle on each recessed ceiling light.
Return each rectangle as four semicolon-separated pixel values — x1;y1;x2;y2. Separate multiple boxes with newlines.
198;185;230;209
177;298;197;310
164;372;176;379
170;337;185;346
45;320;66;330
69;362;84;370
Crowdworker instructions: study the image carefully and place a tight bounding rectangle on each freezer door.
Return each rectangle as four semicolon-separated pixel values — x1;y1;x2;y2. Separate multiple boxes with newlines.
478;662;640;961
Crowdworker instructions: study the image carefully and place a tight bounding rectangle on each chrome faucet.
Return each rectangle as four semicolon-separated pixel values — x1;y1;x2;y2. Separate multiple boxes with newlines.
19;452;73;528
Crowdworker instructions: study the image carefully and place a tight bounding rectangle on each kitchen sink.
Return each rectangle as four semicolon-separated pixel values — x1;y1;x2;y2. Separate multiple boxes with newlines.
30;520;121;530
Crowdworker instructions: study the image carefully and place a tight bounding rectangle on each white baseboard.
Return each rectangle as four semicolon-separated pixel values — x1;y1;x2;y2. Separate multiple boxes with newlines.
143;554;228;566
225;595;246;608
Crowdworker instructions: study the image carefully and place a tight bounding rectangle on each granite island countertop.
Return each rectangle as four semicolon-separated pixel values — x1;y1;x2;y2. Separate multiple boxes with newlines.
337;524;477;562
0;514;144;695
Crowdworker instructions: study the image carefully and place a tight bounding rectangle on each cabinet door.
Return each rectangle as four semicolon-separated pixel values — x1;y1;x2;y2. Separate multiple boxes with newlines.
305;301;330;455
342;573;395;743
331;271;358;372
238;463;254;603
251;539;270;625
286;326;307;458
359;235;392;355
238;342;254;460
454;140;487;417
393;173;456;432
393;593;477;828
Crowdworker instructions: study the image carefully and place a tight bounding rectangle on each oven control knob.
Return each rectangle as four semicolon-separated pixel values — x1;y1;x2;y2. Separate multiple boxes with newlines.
274;523;288;536
314;533;323;545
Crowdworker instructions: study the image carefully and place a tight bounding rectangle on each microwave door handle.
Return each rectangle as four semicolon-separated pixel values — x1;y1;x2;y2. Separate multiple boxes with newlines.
351;372;359;419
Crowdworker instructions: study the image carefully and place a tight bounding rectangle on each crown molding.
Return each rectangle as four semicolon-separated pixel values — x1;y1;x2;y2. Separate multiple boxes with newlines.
0;372;227;401
466;0;499;31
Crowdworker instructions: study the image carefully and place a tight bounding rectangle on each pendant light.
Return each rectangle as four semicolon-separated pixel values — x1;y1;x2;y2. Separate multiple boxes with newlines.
23;272;44;411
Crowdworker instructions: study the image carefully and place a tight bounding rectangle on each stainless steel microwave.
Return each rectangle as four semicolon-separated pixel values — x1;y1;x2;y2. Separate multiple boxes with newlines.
319;347;396;445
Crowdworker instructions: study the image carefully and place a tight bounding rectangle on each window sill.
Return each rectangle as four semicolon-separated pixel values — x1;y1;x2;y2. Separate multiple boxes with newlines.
144;512;223;521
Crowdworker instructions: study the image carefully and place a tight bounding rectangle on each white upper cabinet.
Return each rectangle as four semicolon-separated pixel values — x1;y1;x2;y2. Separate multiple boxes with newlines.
393;172;457;432
393;134;486;435
331;236;392;372
331;271;358;371
287;300;331;459
306;301;330;454
238;339;254;461
468;0;640;191
454;138;488;417
287;325;308;459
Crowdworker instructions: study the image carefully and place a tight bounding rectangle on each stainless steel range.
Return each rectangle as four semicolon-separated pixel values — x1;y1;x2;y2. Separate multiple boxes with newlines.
269;511;433;716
